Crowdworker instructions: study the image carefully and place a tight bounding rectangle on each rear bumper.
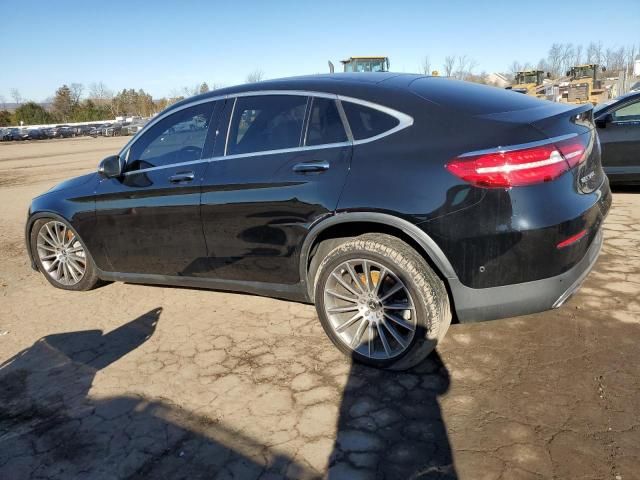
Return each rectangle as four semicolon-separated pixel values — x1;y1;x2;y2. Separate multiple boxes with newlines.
450;227;603;322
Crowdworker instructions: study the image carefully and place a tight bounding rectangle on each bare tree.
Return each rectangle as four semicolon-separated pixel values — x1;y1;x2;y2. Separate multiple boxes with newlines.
573;45;583;66
546;43;564;78
560;43;575;75
0;94;5;110
70;83;84;104
421;56;431;75
443;56;455;77
453;55;478;80
10;88;23;105
88;82;113;103
246;69;264;83
509;61;523;77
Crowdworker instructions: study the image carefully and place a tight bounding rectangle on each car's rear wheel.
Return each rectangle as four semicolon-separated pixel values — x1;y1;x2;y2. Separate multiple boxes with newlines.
31;218;101;291
314;233;451;370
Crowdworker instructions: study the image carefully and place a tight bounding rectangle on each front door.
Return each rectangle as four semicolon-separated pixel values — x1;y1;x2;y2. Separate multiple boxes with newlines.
93;100;220;276
198;93;352;284
599;97;640;173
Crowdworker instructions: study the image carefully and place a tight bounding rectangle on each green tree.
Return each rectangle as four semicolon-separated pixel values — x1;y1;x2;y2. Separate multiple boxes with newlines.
13;102;54;125
52;85;75;122
71;99;111;122
0;110;12;126
199;82;210;94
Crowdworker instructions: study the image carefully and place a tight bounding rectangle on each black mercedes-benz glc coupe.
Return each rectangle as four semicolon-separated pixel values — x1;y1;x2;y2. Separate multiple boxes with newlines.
26;73;611;370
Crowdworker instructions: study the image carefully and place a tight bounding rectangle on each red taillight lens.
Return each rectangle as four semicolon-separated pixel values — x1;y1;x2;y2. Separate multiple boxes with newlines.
555;137;587;168
446;135;589;188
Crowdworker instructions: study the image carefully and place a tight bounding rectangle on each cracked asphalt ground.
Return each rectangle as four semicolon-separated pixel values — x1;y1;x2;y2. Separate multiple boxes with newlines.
0;137;639;480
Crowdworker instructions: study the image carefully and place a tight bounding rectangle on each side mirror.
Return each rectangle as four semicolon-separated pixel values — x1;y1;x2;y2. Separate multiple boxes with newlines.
98;155;123;178
595;113;612;129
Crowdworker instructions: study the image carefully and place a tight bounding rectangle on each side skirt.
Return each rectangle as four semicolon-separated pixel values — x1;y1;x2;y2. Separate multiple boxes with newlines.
96;269;310;304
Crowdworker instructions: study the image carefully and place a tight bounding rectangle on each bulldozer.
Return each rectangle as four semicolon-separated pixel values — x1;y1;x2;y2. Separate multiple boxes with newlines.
328;56;390;73
564;64;608;105
509;70;547;98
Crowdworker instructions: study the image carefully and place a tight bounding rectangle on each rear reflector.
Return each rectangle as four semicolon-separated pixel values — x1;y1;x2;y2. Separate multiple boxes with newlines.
446;134;589;188
556;229;587;249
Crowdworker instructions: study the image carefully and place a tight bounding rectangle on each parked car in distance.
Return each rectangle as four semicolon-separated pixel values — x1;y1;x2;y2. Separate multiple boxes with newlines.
74;125;94;136
594;89;640;185
45;126;75;139
24;128;46;140
0;128;11;141
103;123;123;136
7;128;24;141
25;73;611;370
89;124;107;136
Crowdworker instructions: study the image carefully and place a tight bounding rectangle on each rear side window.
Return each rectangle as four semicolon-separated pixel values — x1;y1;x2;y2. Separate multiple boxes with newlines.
341;101;399;140
227;95;307;155
305;97;347;146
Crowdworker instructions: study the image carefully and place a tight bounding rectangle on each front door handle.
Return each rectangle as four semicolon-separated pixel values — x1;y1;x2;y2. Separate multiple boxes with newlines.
292;161;330;173
169;171;195;183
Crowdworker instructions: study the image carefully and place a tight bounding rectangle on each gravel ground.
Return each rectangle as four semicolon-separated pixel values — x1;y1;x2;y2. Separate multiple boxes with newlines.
0;137;639;479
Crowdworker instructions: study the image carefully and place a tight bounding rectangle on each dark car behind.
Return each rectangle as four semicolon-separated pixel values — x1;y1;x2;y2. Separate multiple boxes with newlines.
594;90;640;184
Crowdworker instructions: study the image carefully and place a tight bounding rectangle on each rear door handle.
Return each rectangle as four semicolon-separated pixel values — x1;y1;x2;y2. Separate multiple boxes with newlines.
169;171;195;183
292;161;330;173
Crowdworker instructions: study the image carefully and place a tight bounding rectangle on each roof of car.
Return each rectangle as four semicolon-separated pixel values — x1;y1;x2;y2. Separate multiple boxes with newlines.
167;73;427;112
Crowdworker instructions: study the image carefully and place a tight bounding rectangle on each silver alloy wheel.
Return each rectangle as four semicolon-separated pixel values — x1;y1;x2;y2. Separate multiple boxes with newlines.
323;259;416;360
36;220;86;286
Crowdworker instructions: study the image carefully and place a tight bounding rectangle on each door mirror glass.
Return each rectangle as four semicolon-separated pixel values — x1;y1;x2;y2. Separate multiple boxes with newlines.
98;155;123;178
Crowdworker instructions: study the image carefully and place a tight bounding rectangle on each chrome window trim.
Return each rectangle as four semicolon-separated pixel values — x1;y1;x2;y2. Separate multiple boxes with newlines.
122;141;352;177
119;88;413;175
118;95;227;159
457;133;579;158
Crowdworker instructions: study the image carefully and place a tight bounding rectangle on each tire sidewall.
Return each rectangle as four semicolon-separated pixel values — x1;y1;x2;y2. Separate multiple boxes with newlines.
315;246;436;370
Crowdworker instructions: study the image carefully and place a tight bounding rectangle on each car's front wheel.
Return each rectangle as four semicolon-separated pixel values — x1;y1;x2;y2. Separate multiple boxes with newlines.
30;218;101;291
314;234;451;370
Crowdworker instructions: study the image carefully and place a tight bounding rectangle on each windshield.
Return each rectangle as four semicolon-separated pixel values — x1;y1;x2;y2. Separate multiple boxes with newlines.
572;66;595;79
344;59;387;72
516;73;539;84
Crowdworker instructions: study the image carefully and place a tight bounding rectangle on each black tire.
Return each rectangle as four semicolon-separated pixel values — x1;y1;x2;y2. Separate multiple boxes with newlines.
30;217;102;291
314;233;451;370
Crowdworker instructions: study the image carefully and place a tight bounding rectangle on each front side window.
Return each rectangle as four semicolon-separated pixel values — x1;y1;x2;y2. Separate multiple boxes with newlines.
341;101;400;141
128;102;215;170
305;97;347;146
612;100;640;121
227;95;307;155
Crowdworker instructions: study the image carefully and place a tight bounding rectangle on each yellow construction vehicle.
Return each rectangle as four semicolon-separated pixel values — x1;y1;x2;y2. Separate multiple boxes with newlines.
328;56;390;73
565;64;608;105
509;70;546;97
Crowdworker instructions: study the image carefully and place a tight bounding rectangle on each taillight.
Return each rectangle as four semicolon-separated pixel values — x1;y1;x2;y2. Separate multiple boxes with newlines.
446;134;589;188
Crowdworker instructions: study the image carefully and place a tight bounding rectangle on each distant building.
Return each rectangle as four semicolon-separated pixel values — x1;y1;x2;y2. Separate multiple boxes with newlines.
486;72;510;88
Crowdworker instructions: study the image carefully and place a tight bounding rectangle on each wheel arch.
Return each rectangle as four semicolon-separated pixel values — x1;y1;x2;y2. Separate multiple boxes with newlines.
300;212;458;301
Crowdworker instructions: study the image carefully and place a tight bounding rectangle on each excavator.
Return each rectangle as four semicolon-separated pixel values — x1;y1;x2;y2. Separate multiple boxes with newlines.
328;56;390;73
564;64;608;105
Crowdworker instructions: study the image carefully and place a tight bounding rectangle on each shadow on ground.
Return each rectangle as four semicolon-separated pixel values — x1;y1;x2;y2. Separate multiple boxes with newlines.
0;308;456;479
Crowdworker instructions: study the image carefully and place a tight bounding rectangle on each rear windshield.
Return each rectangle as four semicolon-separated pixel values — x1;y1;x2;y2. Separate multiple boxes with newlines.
410;77;544;115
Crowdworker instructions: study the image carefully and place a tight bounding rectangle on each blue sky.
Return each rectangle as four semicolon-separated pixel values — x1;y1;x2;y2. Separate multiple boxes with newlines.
2;0;639;101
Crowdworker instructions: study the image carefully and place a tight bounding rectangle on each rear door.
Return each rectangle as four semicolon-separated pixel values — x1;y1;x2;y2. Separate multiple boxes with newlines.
197;93;352;284
598;97;640;173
